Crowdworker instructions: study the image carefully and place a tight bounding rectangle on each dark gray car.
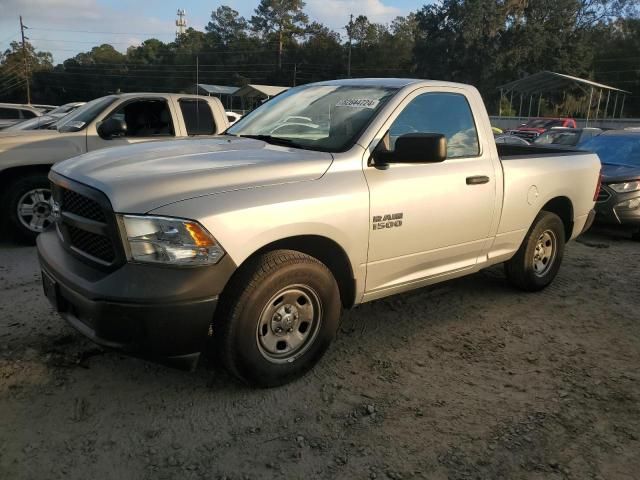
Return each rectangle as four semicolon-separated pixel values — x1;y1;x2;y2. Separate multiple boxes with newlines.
581;130;640;239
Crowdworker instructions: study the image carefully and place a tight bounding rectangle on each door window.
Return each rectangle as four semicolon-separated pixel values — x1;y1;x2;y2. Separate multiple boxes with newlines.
388;92;479;158
179;99;216;135
0;108;20;119
105;99;174;137
21;109;37;119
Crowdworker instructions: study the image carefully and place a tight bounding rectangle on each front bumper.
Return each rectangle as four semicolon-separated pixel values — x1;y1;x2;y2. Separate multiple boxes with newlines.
595;185;640;228
37;229;236;369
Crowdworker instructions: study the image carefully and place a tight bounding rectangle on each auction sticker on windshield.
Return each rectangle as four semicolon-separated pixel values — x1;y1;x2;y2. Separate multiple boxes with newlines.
335;98;380;109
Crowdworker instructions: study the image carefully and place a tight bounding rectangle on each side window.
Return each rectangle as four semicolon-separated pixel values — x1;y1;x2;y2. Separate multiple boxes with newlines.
105;99;174;137
21;109;37;119
388;92;480;158
179;99;215;135
0;108;20;119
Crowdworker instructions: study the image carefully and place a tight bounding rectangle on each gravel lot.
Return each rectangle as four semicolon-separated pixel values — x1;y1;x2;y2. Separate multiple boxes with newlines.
1;228;639;480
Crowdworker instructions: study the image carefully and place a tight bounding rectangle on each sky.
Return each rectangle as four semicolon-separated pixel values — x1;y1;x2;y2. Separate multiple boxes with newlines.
0;0;422;64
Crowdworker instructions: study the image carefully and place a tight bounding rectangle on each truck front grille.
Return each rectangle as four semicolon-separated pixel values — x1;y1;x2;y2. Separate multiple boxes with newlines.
61;188;107;223
66;224;116;263
50;173;123;269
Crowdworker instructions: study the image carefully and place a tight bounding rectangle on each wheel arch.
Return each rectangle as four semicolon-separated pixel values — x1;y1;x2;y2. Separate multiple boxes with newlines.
540;196;574;241
0;164;53;193
225;235;357;309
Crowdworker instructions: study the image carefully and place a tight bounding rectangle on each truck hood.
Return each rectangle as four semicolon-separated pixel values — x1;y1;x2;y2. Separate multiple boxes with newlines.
53;136;334;213
601;163;640;183
0;129;63;149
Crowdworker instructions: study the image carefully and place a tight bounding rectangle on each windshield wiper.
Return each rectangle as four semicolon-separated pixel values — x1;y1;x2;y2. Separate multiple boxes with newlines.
234;134;310;149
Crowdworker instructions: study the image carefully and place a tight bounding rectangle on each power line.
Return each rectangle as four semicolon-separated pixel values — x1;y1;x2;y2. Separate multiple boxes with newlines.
0;32;20;45
28;26;175;36
0;79;26;97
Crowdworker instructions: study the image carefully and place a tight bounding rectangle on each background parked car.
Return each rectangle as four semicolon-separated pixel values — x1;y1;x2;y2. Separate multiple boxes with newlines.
31;104;58;114
2;103;86;133
533;127;602;147
0;103;43;130
508;117;578;142
580;130;640;240
0;93;229;241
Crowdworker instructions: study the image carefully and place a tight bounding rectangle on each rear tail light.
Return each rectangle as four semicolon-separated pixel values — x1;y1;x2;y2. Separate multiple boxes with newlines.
593;171;603;201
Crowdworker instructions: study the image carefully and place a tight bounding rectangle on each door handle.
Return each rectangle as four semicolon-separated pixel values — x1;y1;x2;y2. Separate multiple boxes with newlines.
466;175;490;185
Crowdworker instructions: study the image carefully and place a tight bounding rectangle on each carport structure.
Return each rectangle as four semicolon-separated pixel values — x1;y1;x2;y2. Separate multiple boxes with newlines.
233;84;290;112
497;71;631;125
194;84;239;109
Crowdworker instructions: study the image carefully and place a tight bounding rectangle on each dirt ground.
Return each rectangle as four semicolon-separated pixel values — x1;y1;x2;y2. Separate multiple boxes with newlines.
1;227;639;480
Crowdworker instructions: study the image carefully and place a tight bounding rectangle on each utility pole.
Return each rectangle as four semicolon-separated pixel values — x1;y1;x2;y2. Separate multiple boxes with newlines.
293;64;297;87
347;14;353;78
20;15;31;104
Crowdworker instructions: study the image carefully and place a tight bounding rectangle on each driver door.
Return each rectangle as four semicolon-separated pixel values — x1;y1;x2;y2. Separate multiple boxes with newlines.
86;98;176;151
363;89;498;299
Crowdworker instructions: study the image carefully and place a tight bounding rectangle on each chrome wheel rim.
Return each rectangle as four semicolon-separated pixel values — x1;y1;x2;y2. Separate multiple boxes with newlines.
532;229;556;277
17;188;53;233
256;284;322;364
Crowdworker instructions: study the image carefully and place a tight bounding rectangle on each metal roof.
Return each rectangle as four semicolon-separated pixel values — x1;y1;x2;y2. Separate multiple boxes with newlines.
196;84;239;95
498;71;631;95
233;84;290;98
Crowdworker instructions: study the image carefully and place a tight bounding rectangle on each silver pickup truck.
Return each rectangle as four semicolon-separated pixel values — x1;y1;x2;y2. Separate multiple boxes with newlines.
0;93;228;241
37;79;601;387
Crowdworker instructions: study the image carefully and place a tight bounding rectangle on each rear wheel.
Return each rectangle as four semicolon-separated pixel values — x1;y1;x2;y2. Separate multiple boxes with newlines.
214;250;341;387
505;211;565;291
3;173;53;243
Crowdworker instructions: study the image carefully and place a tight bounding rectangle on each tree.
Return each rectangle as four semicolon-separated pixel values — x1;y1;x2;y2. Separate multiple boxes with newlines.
250;0;308;72
0;41;53;101
206;6;249;45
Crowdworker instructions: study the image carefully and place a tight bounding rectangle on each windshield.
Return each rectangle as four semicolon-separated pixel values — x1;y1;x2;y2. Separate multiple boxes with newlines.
534;130;580;146
57;96;117;132
580;134;640;167
49;103;82;115
227;85;398;152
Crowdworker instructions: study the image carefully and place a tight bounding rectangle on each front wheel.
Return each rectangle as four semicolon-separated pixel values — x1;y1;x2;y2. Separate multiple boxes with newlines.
505;211;566;291
3;173;53;243
213;250;342;387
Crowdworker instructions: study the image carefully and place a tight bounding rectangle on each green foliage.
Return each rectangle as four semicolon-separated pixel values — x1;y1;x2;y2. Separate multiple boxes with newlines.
0;1;637;116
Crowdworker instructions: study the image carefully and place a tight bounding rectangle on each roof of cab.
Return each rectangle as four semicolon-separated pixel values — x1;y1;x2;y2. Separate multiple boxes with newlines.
310;78;470;89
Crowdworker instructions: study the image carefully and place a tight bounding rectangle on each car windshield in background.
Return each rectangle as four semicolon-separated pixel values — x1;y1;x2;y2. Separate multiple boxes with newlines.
227;85;398;152
534;130;580;146
580;134;640;167
57;96;117;132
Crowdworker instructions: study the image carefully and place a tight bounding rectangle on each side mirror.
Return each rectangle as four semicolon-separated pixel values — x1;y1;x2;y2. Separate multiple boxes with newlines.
374;133;447;169
98;117;127;139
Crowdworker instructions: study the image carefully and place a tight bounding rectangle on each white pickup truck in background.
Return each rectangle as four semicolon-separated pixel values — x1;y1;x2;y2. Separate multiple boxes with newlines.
37;79;601;387
0;93;229;241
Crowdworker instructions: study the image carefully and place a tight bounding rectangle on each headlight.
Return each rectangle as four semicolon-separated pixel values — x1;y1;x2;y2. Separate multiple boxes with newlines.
615;198;640;210
120;215;225;266
609;181;640;193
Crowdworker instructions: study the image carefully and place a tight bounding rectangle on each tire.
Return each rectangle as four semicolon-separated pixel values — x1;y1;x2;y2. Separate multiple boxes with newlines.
214;250;342;388
632;229;640;242
505;211;565;292
3;173;53;244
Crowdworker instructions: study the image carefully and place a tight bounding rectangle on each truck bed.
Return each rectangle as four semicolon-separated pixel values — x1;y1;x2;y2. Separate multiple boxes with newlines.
496;143;586;159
